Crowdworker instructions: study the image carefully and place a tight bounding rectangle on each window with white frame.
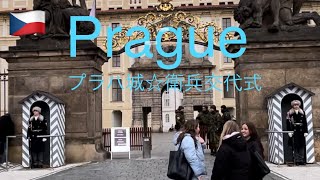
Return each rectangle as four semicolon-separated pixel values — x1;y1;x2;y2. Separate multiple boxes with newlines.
2;20;7;37
223;76;235;98
112;55;121;67
165;114;170;122
165;91;170;107
2;0;9;8
111;23;120;30
0;25;3;37
6;24;9;36
130;0;142;5
13;0;26;8
224;56;232;63
222;18;231;30
112;79;123;101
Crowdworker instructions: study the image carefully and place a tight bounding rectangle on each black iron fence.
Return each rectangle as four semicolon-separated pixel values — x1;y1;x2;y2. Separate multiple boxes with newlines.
0;69;8;116
102;127;152;151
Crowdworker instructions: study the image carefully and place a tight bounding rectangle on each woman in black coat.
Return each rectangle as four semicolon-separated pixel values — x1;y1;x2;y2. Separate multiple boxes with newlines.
241;122;264;180
211;120;251;180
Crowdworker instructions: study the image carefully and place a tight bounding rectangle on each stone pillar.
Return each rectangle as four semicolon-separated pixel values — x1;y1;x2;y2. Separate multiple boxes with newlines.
0;38;109;163
232;27;320;160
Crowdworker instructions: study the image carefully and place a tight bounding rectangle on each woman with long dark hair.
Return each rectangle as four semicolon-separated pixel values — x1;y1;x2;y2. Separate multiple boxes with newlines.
241;122;264;180
174;120;207;180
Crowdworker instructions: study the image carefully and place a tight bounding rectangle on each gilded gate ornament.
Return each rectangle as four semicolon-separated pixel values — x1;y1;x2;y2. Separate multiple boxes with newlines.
105;0;234;53
156;0;174;12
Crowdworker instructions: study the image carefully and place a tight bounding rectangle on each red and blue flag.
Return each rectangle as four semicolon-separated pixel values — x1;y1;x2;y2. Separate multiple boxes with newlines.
10;10;45;36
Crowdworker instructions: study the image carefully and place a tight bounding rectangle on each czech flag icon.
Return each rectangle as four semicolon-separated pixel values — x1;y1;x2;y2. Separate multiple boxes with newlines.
10;10;45;36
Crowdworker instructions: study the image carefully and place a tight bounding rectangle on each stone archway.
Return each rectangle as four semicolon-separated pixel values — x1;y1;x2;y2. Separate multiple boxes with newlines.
105;0;235;132
129;43;214;132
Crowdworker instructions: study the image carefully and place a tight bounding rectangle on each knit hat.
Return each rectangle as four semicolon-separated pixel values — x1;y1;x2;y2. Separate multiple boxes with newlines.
32;106;41;113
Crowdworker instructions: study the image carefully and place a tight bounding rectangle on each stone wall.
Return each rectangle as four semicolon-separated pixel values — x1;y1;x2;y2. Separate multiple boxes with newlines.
0;38;109;164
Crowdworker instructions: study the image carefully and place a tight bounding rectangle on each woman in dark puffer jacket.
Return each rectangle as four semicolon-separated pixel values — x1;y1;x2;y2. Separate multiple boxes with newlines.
211;120;251;180
241;122;265;180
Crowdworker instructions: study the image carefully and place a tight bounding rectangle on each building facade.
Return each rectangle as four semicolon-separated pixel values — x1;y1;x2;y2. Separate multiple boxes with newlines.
0;0;319;131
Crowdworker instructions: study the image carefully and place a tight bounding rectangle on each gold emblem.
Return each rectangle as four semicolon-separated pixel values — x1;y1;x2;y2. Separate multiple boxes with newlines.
104;1;234;53
156;0;174;12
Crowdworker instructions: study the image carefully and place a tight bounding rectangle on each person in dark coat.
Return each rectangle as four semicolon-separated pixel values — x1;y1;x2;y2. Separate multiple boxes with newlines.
241;122;265;180
211;120;251;180
221;105;232;125
175;106;185;128
0;113;15;164
208;105;222;155
286;100;308;165
197;105;211;126
28;106;48;168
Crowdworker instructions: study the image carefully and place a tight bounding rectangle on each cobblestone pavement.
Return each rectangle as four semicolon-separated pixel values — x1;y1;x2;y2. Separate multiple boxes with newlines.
40;133;286;180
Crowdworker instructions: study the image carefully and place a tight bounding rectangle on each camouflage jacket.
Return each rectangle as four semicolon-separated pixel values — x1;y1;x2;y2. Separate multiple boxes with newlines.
206;111;222;132
197;111;211;126
222;110;232;124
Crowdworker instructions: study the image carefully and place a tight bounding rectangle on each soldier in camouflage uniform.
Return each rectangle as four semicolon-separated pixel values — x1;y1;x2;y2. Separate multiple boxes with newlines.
208;105;223;155
196;105;211;126
221;105;232;127
175;106;185;128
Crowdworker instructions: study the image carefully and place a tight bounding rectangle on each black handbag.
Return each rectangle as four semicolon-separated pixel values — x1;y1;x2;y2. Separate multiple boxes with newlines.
167;138;194;180
251;150;270;178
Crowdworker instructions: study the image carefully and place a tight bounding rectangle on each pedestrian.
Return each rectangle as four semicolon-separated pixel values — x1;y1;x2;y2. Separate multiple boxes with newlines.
211;120;251;180
28;106;48;168
241;122;264;180
174;120;207;180
286;100;308;166
0;113;14;165
172;122;183;145
208;105;222;155
220;105;232;125
197;105;211;126
175;106;185;128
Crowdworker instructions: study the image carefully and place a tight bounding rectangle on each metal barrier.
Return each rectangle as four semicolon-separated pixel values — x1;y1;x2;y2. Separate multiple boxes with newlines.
265;130;294;167
2;134;65;171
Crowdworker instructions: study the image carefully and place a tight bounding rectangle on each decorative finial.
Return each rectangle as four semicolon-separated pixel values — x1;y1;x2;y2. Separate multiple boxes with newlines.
156;0;174;12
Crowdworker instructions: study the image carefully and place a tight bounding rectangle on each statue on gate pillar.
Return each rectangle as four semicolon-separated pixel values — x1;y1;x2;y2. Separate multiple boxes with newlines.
234;0;320;32
286;100;308;165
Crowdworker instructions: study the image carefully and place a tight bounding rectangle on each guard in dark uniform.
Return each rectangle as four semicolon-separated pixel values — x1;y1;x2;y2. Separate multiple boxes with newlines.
27;106;48;168
286;100;308;165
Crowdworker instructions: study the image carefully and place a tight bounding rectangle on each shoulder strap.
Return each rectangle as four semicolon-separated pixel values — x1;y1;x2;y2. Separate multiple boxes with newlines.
178;135;186;150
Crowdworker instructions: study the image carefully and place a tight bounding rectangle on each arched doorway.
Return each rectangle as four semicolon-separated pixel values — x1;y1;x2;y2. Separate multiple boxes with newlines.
281;94;304;163
161;84;183;132
112;110;122;127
